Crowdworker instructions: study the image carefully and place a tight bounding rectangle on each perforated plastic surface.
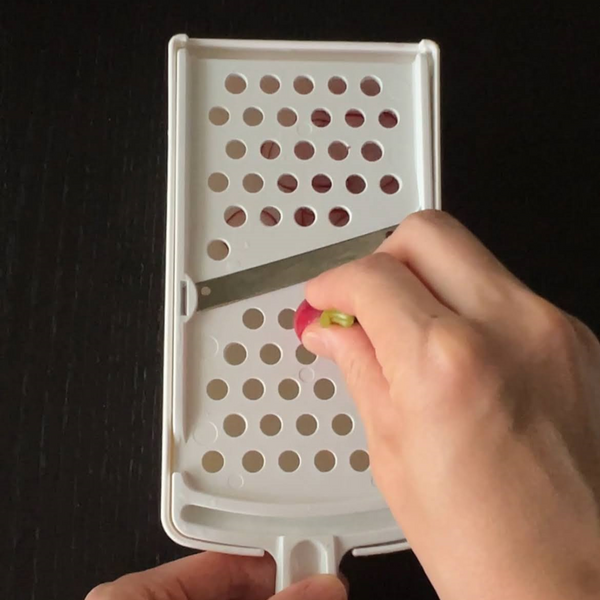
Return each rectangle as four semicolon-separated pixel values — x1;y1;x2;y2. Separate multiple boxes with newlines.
163;35;440;590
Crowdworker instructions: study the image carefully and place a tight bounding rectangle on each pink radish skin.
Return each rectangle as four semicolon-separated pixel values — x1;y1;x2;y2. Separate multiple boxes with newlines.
294;300;322;340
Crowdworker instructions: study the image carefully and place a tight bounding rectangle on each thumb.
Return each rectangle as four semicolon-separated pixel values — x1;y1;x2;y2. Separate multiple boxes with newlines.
301;321;391;436
271;575;347;600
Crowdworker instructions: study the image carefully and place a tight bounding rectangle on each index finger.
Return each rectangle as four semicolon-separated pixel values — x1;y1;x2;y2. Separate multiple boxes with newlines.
305;251;452;384
87;553;274;600
378;210;525;317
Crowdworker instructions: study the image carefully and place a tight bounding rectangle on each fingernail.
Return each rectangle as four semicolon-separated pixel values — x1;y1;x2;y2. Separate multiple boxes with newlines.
294;300;322;340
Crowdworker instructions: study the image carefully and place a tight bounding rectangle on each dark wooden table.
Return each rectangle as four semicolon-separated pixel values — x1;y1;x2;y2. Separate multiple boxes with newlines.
3;2;599;599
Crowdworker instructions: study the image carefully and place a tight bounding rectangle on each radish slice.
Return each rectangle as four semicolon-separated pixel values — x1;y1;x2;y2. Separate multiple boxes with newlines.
294;301;356;340
294;300;322;339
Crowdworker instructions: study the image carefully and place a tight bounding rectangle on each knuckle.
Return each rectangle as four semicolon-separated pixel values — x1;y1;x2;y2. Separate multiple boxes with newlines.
355;251;393;273
85;584;114;600
400;208;452;235
424;318;490;395
530;299;576;347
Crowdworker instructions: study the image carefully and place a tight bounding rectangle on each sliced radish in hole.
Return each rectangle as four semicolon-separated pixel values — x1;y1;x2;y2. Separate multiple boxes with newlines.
224;206;246;227
361;141;382;162
260;140;281;159
346;175;366;194
380;175;401;194
311;108;331;128
312;174;332;193
328;76;347;95
379;109;399;128
360;76;381;96
345;109;365;128
294;141;315;160
277;174;298;193
329;207;350;227
294;207;316;227
328;141;349;161
260;206;281;226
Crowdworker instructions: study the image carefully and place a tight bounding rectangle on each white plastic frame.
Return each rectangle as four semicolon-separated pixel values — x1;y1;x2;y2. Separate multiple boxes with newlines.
163;35;440;590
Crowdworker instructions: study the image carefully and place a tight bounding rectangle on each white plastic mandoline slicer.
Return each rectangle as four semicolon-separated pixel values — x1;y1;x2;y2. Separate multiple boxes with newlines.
163;34;441;591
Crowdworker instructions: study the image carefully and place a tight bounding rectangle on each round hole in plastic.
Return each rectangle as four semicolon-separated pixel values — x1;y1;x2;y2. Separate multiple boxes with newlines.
314;378;335;400
226;139;247;159
224;343;247;366
243;450;265;473
380;175;401;194
278;378;300;400
208;106;230;125
350;449;370;472
294;141;315;160
277;108;298;127
260;206;281;226
328;141;349;161
260;140;281;159
207;240;230;260
225;74;247;94
296;345;316;365
293;75;314;95
260;414;282;436
242;308;264;329
379;109;399;128
200;286;211;297
294;207;316;227
279;450;301;473
243;107;264;126
277;174;298;193
223;414;247;437
345;109;365;128
328;76;347;95
346;174;366;194
202;451;224;473
243;173;264;193
278;308;295;330
260;343;282;365
312;174;332;193
224;206;247;227
243;378;264;400
314;450;336;472
360;76;381;96
260;75;280;94
311;108;331;128
329;207;350;227
208;172;229;192
206;379;228;400
296;414;317;436
332;414;354;436
361;141;383;162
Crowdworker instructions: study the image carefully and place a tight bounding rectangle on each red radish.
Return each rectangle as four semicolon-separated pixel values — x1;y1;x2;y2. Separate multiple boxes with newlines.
345;109;365;128
294;300;322;339
311;108;331;127
294;301;356;340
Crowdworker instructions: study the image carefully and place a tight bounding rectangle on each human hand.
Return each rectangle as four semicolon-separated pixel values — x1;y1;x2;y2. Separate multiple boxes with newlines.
300;210;600;600
85;552;347;600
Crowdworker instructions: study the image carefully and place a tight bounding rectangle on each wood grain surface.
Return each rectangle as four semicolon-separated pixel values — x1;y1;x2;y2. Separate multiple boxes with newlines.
2;1;599;599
